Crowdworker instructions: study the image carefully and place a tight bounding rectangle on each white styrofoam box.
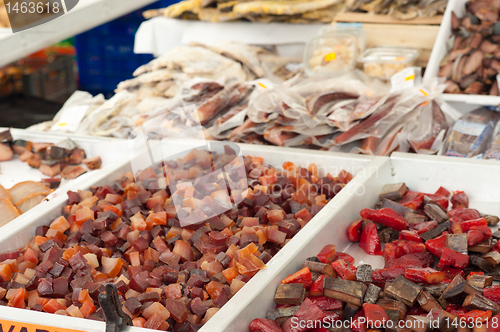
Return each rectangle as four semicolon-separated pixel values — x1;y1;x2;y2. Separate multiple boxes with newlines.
0;138;376;332
0;129;128;188
424;0;500;106
216;152;500;332
0;129;129;233
390;152;500;215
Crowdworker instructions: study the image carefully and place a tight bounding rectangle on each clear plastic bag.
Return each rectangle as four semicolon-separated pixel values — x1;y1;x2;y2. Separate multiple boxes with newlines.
440;107;500;158
485;120;500;160
406;101;448;153
331;84;444;146
246;85;308;124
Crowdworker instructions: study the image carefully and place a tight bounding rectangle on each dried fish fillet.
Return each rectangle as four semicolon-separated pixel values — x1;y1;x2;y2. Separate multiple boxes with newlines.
198;7;244;21
206;42;267;77
0;184;12;201
233;0;341;16
15;192;49;214
9;181;51;206
143;8;166;19
0;198;21;227
164;0;203;18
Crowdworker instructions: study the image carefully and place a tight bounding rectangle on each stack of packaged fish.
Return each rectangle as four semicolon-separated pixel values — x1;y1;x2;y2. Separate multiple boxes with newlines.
207;75;450;156
30;40;500;160
439;0;500;95
344;0;447;20
143;0;344;23
28;42;303;138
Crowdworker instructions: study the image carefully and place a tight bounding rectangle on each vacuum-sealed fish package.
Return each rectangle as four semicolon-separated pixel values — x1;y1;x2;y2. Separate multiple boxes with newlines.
440;107;500;158
485;120;500;160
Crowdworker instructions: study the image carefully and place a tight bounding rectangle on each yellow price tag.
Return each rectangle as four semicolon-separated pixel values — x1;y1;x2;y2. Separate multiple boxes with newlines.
419;89;428;96
394;57;405;61
258;82;267;89
324;53;336;62
57;122;67;127
405;74;415;81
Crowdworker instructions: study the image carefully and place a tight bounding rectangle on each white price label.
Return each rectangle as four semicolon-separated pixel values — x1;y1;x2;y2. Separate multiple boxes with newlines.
497;73;500;92
390;67;422;93
50;105;89;133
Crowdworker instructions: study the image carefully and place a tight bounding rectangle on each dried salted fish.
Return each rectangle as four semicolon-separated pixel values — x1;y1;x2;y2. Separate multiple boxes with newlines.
205;42;267;78
9;181;50;206
164;0;203;18
347;0;445;19
198;83;254;125
198;7;244;21
0;198;21;227
0;185;12;201
142;8;166;19
263;125;299;146
233;0;342;16
15;192;49;214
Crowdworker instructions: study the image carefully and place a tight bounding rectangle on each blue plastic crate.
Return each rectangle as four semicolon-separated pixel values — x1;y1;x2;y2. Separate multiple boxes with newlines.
75;0;177;96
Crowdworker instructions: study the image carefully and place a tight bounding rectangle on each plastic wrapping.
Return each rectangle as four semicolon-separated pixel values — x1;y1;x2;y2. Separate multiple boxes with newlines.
332;89;428;146
304;32;360;76
484;119;500;160
440;107;500;158
326;95;390;132
358;47;420;80
406;101;449;153
76;90;138;137
27;91;105;132
246;85;309;124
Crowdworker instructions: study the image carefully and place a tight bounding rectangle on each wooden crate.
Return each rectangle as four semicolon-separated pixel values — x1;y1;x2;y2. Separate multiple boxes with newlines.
333;12;442;67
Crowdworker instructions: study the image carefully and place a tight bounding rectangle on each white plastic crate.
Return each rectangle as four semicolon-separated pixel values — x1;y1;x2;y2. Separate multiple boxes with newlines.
0;138;375;332
213;152;500;332
424;0;500;106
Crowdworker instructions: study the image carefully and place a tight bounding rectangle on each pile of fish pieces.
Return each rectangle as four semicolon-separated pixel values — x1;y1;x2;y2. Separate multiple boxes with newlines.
0;129;101;181
144;0;344;23
345;0;447;20
247;183;500;332
439;0;500;95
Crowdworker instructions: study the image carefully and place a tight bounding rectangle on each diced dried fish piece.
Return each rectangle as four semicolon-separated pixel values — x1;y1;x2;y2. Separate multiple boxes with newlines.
376;298;407;319
385;276;423;306
417;291;443;312
323;278;367;306
420;221;450;241
379;183;408;201
467;275;492;289
356;264;373;283
274;284;305;305
439;275;481;305
266;305;299;321
364;284;381;304
469;239;492;254
446;234;468;254
424;283;449;298
463;293;499;315
302;261;336;277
